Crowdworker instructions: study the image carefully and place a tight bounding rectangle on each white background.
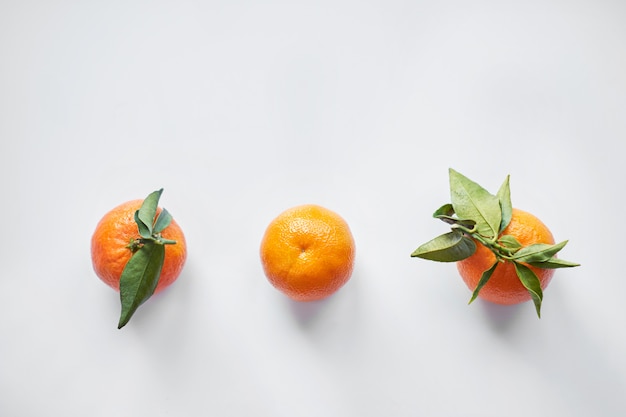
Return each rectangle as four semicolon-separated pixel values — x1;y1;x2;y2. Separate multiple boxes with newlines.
1;1;625;416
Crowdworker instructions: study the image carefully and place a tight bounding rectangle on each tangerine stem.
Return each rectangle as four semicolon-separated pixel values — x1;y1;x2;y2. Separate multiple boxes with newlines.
126;238;143;253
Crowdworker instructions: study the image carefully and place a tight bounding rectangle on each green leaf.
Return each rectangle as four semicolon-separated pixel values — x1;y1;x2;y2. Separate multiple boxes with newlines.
432;203;476;231
468;261;498;304
136;189;163;237
513;262;543;318
528;257;580;269
496;175;512;233
433;204;455;218
118;241;165;329
432;204;474;228
153;208;173;234
498;234;522;252
411;231;476;262
437;216;477;230
449;169;502;239
513;240;569;263
134;210;152;239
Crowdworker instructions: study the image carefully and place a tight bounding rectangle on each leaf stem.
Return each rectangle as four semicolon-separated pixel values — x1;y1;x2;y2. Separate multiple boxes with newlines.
156;236;177;245
450;223;477;235
464;232;518;262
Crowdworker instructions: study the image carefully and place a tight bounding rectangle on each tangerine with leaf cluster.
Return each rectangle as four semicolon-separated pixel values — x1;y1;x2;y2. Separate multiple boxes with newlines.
411;169;579;317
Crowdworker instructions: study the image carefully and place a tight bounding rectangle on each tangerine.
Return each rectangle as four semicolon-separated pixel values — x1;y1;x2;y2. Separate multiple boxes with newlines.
91;199;187;294
457;208;555;305
260;204;356;302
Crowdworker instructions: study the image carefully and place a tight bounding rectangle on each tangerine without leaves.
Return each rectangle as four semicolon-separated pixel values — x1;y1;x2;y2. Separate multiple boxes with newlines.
91;199;187;294
260;204;356;302
457;208;555;305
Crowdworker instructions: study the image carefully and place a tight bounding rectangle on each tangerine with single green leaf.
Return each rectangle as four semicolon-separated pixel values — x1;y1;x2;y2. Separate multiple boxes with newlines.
91;199;187;295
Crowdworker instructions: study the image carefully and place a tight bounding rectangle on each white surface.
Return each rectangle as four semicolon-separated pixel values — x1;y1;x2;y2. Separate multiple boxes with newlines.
1;1;625;416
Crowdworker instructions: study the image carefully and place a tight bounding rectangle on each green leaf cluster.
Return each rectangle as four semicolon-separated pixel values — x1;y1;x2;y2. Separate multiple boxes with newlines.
118;189;177;329
411;169;579;318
